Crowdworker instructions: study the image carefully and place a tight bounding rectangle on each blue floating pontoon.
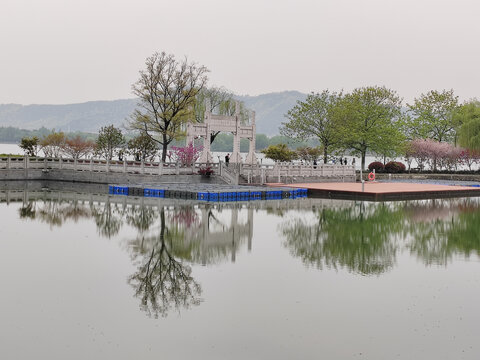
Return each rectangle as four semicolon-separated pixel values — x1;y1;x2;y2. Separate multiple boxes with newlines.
108;183;308;202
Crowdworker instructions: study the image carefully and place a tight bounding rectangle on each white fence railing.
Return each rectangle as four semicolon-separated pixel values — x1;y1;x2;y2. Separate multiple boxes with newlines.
241;162;355;183
0;157;355;183
0;156;220;176
219;162;238;184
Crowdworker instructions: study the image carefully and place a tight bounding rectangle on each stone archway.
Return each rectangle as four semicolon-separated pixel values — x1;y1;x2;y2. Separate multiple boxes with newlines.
186;101;257;164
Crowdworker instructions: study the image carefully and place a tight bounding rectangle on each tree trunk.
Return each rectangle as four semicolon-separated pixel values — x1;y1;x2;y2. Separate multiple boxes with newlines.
323;146;328;164
361;151;366;171
161;134;168;163
160;207;165;240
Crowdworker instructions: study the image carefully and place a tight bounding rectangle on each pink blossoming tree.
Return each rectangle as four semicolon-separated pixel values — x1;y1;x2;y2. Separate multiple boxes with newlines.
407;138;472;171
170;143;203;166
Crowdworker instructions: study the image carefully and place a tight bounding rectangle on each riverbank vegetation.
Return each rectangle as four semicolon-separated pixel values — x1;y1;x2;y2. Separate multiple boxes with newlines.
280;87;480;171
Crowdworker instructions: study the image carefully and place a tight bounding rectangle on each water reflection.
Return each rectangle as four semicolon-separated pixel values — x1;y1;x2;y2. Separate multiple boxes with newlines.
282;198;480;275
4;186;480;316
405;199;480;265
282;203;401;275
4;189;255;317
19;198;92;227
127;208;202;318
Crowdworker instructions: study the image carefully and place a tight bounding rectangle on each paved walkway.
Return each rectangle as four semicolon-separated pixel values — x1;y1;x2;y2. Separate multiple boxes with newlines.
266;182;480;201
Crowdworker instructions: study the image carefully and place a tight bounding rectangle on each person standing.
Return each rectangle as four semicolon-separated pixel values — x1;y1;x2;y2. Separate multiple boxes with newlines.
225;153;230;165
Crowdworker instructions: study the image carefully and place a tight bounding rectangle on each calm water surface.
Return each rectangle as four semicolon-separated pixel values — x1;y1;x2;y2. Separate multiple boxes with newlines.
1;183;480;359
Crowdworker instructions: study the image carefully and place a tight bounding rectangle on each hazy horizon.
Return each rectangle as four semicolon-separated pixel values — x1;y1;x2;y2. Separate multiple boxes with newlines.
0;90;305;106
1;0;479;105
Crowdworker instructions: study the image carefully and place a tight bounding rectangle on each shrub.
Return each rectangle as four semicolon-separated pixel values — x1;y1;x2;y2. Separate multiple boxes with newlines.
368;161;385;172
385;161;406;173
261;144;297;162
19;136;40;157
198;166;214;176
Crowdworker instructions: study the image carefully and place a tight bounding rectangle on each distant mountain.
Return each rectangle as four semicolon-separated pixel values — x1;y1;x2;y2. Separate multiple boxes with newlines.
235;91;307;135
0;91;307;135
0;99;138;133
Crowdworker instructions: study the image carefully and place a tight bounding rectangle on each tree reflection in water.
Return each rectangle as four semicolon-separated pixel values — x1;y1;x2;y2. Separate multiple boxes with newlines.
281;203;403;275
12;192;253;317
11;189;480;314
127;208;202;318
90;200;123;238
19;199;92;227
18;201;36;219
124;204;253;317
281;198;480;275
405;198;480;265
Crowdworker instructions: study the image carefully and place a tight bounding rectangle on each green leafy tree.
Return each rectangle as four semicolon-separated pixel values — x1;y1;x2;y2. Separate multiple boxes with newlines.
127;132;158;161
261;143;297;162
407;89;459;142
19;136;39;157
281;91;342;163
336;86;404;170
96;125;125;160
456;100;480;150
129;51;209;162
39;131;66;157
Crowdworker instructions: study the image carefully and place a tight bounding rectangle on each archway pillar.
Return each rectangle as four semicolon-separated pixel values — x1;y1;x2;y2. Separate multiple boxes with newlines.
199;131;213;163
245;111;257;164
230;107;242;163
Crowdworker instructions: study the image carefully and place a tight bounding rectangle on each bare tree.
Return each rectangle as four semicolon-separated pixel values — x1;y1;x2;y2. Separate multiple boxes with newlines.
63;135;95;159
130;52;209;162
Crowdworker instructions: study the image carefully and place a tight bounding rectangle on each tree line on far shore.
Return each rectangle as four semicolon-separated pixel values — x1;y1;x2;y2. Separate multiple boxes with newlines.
8;126;320;159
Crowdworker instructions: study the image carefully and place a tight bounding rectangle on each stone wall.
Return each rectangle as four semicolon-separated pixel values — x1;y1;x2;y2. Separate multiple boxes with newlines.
360;172;480;182
0;168;225;185
261;174;356;184
0;169;44;181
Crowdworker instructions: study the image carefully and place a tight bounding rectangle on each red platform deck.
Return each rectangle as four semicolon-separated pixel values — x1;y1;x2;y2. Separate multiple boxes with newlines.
267;182;480;201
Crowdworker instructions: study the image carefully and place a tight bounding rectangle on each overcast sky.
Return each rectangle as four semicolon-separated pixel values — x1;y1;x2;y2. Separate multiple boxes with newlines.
1;0;479;105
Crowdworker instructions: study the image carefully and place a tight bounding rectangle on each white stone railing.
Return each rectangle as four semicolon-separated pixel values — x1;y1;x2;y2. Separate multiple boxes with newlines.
0;156;355;183
218;162;238;184
241;162;355;183
0;156;220;176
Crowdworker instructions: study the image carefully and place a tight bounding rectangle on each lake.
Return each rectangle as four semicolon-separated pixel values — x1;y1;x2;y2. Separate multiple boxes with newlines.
0;143;22;155
1;182;479;359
